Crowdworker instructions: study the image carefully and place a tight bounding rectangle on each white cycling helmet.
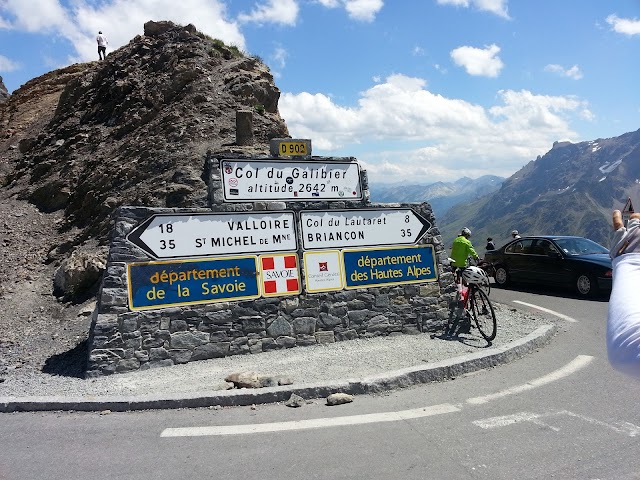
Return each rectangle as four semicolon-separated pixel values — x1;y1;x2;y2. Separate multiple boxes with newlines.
462;266;489;285
461;227;472;237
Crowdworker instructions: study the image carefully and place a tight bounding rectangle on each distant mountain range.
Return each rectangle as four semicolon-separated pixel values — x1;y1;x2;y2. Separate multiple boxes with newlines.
439;129;640;249
369;175;504;219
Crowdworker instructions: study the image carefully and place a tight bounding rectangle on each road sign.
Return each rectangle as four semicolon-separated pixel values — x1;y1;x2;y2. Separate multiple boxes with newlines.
220;159;362;202
269;138;311;157
303;250;344;293
259;253;301;297
300;208;431;250
126;211;297;259
128;256;260;310
342;245;438;289
622;197;635;227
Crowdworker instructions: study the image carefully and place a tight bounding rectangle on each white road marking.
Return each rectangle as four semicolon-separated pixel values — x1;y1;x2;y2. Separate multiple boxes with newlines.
160;403;460;437
473;412;560;432
558;410;640;437
466;355;594;405
474;410;640;437
161;356;594;438
512;300;578;322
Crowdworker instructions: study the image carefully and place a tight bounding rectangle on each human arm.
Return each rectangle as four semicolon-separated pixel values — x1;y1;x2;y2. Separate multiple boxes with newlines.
466;239;479;261
607;210;640;378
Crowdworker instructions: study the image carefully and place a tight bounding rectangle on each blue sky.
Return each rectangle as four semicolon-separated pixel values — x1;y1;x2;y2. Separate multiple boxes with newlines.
1;0;639;184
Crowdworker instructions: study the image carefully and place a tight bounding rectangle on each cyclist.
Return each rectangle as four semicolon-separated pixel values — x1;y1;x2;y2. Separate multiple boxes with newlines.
451;227;480;271
450;228;480;334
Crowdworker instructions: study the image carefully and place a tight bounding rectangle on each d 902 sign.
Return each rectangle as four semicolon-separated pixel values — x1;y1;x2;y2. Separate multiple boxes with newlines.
279;141;308;156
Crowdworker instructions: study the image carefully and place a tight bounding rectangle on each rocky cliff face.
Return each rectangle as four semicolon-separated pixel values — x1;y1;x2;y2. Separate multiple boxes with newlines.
0;20;289;376
0;76;8;103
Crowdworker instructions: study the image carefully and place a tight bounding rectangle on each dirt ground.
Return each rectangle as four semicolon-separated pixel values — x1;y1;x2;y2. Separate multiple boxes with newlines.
0;191;96;379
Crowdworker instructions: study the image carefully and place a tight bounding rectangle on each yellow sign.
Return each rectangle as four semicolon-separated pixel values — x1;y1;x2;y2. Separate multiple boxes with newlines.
279;141;308;156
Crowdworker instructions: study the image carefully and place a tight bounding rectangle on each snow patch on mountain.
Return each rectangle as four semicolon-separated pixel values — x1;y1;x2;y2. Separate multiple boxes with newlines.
599;159;622;174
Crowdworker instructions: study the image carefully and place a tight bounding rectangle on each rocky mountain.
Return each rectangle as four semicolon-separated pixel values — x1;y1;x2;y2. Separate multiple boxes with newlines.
3;21;288;252
0;76;8;103
369;175;503;218
438;130;640;248
0;20;289;376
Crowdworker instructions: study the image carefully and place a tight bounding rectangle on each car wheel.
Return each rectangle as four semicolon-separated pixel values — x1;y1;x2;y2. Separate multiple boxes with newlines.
576;273;598;297
494;266;509;286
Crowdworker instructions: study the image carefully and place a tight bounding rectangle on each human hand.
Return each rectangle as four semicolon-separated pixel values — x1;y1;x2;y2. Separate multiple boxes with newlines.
611;210;640;258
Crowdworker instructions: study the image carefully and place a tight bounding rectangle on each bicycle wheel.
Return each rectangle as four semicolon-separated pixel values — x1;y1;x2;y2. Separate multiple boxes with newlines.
479;280;490;296
469;286;497;342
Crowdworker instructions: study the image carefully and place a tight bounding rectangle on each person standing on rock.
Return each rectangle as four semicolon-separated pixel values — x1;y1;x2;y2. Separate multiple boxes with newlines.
96;31;108;60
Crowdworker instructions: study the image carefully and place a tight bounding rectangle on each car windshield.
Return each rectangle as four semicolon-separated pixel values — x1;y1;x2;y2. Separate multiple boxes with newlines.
553;237;608;256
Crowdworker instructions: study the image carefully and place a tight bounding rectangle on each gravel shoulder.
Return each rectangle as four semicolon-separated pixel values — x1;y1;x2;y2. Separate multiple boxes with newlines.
0;302;558;399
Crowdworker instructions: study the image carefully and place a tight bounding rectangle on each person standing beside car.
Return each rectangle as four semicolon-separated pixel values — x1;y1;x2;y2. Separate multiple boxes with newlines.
485;237;496;251
607;210;640;379
511;230;521;239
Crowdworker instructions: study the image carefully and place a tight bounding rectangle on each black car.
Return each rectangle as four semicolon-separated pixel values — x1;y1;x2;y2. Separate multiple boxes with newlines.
484;236;612;297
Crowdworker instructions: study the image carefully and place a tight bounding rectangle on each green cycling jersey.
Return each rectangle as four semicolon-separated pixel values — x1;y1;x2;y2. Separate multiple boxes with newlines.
451;235;479;268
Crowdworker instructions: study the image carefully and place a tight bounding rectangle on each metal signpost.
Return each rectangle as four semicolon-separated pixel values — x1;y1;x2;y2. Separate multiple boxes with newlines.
300;208;431;250
220;159;362;202
128;256;260;310
342;245;438;289
126;211;297;259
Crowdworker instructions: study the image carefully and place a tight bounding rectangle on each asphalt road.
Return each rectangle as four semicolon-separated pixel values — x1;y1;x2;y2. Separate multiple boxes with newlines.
2;285;639;480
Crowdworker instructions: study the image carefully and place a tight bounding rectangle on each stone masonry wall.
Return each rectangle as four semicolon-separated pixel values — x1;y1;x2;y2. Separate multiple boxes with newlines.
86;154;456;377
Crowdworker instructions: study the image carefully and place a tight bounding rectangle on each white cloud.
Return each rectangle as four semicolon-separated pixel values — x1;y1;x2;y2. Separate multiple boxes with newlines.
237;0;299;26
450;44;503;77
544;64;583;80
437;0;470;6
270;46;288;69
434;63;447;74
0;15;13;28
314;0;383;22
344;0;384;22
437;0;509;19
606;14;640;36
0;0;245;64
0;0;74;32
474;0;509;18
0;54;20;72
280;74;586;183
315;0;340;7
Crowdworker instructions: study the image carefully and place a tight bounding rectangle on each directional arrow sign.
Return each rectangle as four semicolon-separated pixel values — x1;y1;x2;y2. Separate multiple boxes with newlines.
300;208;431;250
126;211;297;259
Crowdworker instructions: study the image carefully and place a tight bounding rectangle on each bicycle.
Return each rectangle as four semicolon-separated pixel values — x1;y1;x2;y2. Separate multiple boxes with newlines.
446;264;497;343
476;259;494;296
